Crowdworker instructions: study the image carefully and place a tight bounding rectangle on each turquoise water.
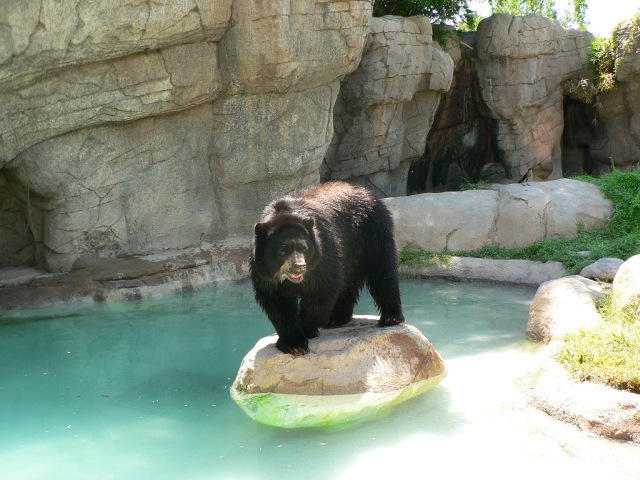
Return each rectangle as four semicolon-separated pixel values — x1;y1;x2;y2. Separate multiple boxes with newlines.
1;279;638;479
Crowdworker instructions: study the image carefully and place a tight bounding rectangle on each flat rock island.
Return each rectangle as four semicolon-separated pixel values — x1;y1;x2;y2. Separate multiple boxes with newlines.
231;315;446;428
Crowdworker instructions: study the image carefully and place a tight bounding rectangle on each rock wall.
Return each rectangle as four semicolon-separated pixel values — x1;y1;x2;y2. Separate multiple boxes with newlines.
588;17;640;171
410;31;497;193
1;6;638;278
475;14;594;182
412;14;640;193
323;15;454;196
0;0;372;271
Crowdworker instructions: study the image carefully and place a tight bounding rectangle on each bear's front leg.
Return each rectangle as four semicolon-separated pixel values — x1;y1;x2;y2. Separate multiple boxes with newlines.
255;291;309;355
299;299;334;338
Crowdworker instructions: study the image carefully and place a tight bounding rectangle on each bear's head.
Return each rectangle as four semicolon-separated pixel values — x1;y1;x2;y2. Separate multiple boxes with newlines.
253;216;317;284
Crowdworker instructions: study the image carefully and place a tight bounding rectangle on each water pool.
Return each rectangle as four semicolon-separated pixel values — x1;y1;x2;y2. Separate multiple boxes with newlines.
1;279;638;479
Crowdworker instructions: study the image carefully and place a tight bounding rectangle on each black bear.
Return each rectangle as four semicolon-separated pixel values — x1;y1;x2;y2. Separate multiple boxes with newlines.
250;181;404;355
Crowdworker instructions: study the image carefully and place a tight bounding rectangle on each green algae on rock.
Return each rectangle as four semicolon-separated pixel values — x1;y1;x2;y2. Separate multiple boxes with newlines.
230;315;446;428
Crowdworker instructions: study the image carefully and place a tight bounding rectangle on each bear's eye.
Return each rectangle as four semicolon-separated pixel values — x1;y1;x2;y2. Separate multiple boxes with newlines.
277;246;288;257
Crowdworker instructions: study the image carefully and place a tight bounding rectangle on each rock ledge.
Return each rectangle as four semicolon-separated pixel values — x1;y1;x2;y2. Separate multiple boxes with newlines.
231;315;446;428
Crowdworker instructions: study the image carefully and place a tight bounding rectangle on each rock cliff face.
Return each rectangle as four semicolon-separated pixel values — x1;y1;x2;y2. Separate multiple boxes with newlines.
475;14;593;182
0;0;372;271
1;5;639;280
588;17;640;171
412;14;640;192
323;15;453;196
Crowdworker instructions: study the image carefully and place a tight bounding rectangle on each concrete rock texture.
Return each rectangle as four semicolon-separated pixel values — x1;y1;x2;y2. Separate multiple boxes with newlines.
231;315;446;427
475;14;593;182
526;275;606;342
0;0;372;272
587;17;640;172
525;255;640;443
384;178;612;252
323;15;454;196
0;3;457;274
1;6;639;291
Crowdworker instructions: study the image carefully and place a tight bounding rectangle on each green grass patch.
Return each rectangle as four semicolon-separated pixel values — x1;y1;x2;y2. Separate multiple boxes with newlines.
399;167;640;273
399;249;451;269
555;291;640;393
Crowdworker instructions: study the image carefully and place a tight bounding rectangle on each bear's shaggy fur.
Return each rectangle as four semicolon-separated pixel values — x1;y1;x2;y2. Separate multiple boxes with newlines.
250;181;404;355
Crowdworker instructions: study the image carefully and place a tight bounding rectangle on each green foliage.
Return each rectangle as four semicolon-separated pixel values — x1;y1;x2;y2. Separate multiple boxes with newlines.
488;0;587;30
372;0;474;45
456;12;482;32
590;36;618;92
399;166;640;274
564;14;640;101
555;290;640;393
399;249;452;269
373;0;472;24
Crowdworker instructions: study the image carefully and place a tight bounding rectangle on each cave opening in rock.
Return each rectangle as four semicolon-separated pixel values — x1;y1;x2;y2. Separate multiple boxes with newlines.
561;96;600;177
0;169;40;268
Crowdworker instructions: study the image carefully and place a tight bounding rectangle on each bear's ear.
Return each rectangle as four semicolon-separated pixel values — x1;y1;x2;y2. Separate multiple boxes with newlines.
302;217;315;231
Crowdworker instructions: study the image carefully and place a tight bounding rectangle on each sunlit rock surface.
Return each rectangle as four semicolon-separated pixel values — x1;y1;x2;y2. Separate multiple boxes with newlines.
611;254;640;317
324;15;454;196
525;255;640;443
526;275;606;342
579;257;625;282
475;14;593;181
231;315;446;428
385;178;612;252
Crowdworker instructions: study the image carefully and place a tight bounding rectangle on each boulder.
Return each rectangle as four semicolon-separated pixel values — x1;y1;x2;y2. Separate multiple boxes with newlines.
231;315;446;428
579;257;625;282
611;254;640;316
526;275;607;342
528;353;640;443
323;15;454;196
475;14;593;181
385;178;612;253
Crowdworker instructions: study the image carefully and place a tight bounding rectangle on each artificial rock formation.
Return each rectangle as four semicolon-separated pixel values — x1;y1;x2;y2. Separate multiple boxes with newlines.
384;178;612;252
524;255;640;443
526;275;606;342
0;0;372;272
475;14;594;182
611;254;640;317
587;17;640;172
231;315;446;428
0;3;457;275
323;15;454;196
579;257;625;282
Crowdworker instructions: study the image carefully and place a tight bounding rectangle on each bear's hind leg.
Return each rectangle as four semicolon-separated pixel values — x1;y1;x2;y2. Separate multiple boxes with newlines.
366;241;405;327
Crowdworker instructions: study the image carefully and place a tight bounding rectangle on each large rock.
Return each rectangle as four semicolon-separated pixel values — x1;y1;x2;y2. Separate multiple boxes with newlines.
528;353;640;443
524;268;640;443
384;178;612;252
611;254;640;316
579;257;625;282
323;15;454;196
0;0;372;271
475;14;593;181
526;275;606;342
588;17;640;172
231;315;446;428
